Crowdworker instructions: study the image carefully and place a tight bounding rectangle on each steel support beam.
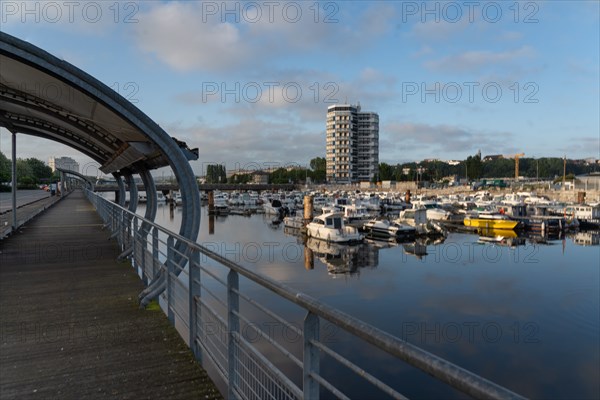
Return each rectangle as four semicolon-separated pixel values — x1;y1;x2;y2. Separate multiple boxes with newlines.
139;168;157;224
11;132;16;232
124;172;138;213
114;173;126;207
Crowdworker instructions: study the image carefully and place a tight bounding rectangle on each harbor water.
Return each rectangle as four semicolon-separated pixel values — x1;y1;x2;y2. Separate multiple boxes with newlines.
141;201;599;399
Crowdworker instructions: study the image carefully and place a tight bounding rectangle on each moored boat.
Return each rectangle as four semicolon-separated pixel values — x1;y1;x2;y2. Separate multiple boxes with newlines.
363;219;416;238
306;212;363;243
464;212;519;230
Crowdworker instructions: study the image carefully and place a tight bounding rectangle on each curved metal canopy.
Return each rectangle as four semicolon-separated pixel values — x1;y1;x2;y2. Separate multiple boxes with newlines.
0;33;202;298
0;32;198;174
0;32;200;245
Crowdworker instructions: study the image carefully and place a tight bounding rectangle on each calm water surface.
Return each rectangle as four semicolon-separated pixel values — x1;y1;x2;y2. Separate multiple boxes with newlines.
141;202;599;399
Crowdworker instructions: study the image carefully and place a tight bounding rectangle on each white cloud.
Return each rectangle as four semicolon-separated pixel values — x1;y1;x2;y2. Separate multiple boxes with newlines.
160;118;324;173
497;31;523;41
381;122;518;160
133;3;247;72
132;2;396;74
409;18;471;41
172;67;397;126
424;46;535;73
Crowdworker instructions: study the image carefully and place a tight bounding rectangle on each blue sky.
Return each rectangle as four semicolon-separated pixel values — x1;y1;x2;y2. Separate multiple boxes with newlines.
0;1;598;176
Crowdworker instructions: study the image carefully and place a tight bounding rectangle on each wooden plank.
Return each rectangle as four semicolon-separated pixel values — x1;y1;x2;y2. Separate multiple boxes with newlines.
0;191;222;399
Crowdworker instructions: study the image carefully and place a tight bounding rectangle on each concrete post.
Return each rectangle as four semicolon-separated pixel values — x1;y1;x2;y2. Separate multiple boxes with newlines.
304;195;313;221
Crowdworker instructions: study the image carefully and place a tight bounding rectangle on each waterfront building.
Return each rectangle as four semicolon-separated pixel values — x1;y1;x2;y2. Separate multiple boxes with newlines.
326;104;379;184
48;156;79;173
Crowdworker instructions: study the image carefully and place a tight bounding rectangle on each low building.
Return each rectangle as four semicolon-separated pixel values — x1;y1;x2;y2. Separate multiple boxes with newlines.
252;171;269;184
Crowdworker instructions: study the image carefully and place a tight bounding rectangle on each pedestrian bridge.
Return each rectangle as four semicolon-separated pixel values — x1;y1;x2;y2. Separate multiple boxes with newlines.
0;32;525;399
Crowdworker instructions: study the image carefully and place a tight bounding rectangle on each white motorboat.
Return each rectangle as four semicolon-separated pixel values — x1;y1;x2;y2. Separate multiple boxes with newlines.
411;200;451;221
306;212;363;243
363;219;416;238
263;199;284;216
396;208;430;234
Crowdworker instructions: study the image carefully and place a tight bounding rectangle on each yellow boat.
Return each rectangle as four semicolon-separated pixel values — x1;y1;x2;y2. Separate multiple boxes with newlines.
464;213;519;230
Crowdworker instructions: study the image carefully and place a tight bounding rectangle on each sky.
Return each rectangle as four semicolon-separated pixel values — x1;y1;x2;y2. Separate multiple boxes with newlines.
0;0;599;177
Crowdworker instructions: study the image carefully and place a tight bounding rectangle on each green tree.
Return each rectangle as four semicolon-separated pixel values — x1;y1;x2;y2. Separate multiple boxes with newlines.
465;153;482;180
16;159;32;181
206;164;226;183
378;162;394;181
26;158;52;182
309;157;326;183
269;168;289;184
230;173;251;184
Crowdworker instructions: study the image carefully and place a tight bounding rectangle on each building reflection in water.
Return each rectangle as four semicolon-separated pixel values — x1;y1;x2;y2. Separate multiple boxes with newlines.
572;230;600;246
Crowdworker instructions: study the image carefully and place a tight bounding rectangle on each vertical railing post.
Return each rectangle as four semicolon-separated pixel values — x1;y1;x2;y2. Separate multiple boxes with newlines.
120;209;126;248
111;205;115;234
167;236;175;324
303;311;320;400
125;212;132;249
132;217;138;270
140;223;147;285
227;270;239;398
112;206;116;234
152;228;159;280
189;248;201;361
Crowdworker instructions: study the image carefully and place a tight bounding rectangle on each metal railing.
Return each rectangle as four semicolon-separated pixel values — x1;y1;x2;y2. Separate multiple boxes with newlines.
85;189;526;400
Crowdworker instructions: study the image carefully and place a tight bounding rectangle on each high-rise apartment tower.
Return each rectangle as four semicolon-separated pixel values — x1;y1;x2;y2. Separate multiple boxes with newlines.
326;104;379;183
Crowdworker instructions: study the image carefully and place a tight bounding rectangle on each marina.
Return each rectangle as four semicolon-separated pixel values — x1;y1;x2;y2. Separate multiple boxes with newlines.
1;14;598;398
129;186;599;399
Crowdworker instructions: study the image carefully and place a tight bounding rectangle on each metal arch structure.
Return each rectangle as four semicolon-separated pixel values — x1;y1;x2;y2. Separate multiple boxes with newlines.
56;167;94;191
113;173;126;207
0;32;201;303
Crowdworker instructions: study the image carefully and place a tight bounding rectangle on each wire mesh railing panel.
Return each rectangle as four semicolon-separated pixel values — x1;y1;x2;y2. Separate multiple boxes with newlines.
233;335;302;400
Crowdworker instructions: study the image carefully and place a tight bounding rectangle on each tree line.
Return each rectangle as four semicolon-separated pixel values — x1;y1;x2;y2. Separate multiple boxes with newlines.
378;155;599;183
0;151;55;190
205;157;327;185
208;155;598;185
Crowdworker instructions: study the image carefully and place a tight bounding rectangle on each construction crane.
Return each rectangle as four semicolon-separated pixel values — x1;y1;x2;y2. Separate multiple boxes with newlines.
504;153;525;180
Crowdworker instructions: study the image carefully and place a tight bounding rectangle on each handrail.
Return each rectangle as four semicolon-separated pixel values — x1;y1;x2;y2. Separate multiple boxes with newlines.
84;189;526;400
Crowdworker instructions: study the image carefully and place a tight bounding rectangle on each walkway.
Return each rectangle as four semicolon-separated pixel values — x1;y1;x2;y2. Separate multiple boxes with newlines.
0;194;61;240
0;191;222;399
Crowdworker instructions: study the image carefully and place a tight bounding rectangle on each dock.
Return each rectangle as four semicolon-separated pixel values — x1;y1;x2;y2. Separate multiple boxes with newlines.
0;191;222;399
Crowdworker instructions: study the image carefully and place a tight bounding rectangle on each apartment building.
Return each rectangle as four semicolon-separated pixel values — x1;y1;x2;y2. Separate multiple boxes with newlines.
326;104;379;184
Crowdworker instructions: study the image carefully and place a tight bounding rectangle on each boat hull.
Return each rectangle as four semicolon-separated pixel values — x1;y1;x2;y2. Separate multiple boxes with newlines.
464;219;519;230
306;225;362;243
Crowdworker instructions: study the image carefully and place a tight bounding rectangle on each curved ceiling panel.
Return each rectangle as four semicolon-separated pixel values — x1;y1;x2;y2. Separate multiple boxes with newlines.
0;32;198;174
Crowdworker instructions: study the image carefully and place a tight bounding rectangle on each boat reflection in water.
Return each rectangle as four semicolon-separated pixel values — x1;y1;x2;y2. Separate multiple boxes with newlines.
476;228;526;247
304;238;379;276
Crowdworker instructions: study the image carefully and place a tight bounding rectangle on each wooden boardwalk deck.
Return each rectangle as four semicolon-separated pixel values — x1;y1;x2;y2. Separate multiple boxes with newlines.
0;191;222;399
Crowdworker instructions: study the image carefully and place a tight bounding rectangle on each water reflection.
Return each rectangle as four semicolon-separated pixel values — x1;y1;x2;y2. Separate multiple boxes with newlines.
573;230;600;246
127;202;599;399
304;238;379;276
